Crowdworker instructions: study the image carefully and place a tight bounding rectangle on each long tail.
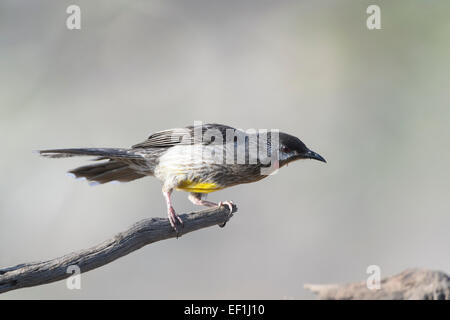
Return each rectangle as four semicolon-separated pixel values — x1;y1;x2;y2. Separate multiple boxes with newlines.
38;148;146;184
38;148;142;159
69;161;145;184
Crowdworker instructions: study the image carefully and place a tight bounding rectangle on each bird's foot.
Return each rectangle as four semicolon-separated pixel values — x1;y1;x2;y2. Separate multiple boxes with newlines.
218;200;234;212
218;200;234;228
168;206;183;236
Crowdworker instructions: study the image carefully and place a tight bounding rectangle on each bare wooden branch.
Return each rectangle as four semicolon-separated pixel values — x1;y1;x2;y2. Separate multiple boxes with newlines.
0;205;237;294
305;268;450;300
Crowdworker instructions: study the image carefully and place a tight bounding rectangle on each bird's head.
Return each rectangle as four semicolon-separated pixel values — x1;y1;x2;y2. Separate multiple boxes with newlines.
277;132;326;167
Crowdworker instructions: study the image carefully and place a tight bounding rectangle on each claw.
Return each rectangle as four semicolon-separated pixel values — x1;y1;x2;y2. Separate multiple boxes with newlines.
218;200;234;213
168;206;183;236
218;200;234;228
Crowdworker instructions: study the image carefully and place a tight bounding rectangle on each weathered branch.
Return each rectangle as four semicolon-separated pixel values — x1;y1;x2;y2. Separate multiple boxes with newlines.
305;268;450;300
0;205;237;294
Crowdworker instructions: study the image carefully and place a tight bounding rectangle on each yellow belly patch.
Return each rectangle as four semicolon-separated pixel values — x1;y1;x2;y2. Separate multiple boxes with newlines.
176;180;222;193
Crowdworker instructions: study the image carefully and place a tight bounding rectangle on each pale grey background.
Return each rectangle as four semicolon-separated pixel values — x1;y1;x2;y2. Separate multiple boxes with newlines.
1;0;449;299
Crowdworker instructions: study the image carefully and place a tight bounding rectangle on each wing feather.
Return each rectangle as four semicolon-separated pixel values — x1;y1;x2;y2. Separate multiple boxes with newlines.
132;123;236;149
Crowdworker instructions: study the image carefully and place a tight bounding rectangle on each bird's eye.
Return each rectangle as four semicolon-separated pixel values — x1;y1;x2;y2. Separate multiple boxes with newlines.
281;146;291;153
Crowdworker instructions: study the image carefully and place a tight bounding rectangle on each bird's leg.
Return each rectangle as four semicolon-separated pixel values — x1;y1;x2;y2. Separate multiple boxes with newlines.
188;192;218;207
163;189;183;233
188;193;234;228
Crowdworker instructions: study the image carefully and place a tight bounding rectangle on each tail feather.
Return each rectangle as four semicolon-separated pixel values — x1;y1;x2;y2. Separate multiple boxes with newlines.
69;161;145;184
38;148;142;159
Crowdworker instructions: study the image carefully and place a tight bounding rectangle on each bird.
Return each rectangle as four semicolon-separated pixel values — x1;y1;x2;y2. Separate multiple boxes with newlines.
38;123;326;233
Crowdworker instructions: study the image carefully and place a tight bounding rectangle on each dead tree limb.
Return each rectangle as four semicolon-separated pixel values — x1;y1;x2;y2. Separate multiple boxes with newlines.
305;268;450;300
0;205;237;294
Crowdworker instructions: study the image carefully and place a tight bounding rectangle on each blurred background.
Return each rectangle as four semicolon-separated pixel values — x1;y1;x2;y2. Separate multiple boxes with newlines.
1;0;449;299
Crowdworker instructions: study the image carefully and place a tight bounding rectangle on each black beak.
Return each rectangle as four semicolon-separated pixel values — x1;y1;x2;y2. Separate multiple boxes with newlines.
306;150;326;163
